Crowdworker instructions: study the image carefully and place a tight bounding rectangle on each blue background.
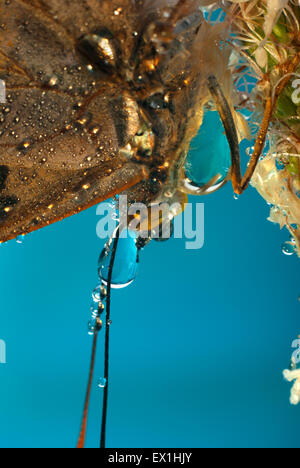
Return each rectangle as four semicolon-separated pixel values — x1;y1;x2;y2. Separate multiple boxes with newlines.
0;142;299;448
2;0;298;450
1;0;299;450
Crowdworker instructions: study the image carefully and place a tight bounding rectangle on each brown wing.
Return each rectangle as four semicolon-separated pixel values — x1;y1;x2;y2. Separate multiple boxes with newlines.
0;0;145;242
23;0;140;63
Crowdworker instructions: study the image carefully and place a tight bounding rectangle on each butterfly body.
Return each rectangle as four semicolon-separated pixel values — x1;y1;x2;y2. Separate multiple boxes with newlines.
0;0;229;242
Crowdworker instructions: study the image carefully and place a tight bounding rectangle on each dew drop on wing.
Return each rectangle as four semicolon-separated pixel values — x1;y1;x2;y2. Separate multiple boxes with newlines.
98;229;139;289
16;235;25;244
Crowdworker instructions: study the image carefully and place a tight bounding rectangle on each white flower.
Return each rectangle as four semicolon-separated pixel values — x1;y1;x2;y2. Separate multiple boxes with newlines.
283;369;300;405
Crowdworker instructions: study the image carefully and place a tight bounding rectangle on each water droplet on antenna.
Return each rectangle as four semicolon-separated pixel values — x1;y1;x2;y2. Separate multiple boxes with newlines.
88;319;97;335
92;285;101;303
98;229;138;289
98;378;107;388
88;317;102;335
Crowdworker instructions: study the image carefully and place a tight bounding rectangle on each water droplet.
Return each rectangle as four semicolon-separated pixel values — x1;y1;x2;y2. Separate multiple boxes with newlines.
88;317;102;335
18;139;32;153
98;229;138;289
282;241;295;256
88;319;97;335
90;304;98;319
98;378;107;388
184;111;231;190
100;285;107;300
48;75;58;87
16;235;24;244
90;126;100;136
92;285;107;304
92;285;101;303
91;299;104;317
96;317;103;330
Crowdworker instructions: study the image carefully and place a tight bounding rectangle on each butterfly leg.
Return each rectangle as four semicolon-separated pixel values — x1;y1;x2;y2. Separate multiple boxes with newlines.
207;74;272;195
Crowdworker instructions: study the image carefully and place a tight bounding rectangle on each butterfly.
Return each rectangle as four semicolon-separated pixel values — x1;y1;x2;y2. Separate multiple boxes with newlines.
0;0;277;247
1;0;285;450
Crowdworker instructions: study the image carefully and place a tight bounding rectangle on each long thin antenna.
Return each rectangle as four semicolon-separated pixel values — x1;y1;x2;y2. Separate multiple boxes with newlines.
77;227;120;449
100;227;120;449
77;332;99;448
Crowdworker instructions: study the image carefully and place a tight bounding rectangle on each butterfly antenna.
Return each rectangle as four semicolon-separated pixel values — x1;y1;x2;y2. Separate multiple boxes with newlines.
77;331;99;448
100;227;120;448
77;227;120;449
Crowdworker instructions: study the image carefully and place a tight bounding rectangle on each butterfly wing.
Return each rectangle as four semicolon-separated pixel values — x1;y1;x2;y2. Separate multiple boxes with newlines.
0;0;145;242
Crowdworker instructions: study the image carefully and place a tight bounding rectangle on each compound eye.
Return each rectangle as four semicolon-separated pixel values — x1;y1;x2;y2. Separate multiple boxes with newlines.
77;29;119;71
